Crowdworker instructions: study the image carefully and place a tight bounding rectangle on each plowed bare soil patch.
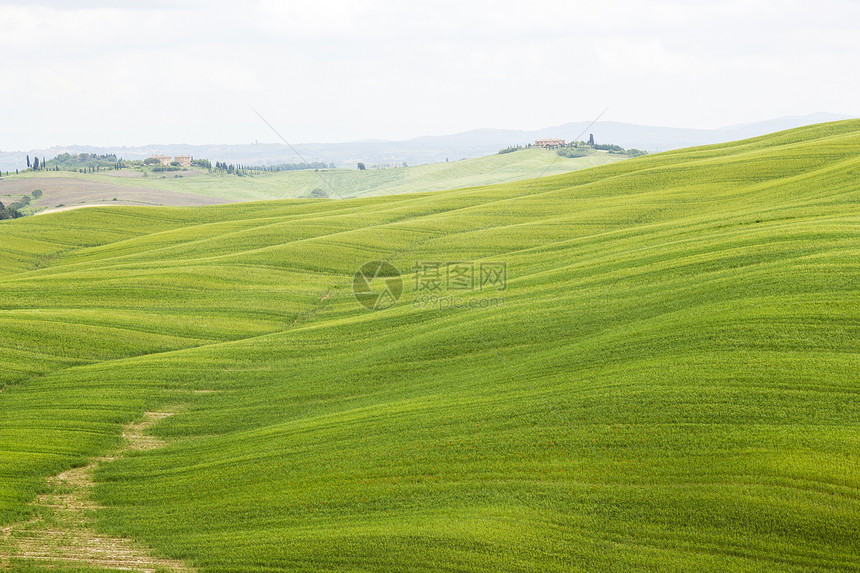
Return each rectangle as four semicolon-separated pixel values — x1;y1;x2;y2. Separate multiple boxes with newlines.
0;177;230;214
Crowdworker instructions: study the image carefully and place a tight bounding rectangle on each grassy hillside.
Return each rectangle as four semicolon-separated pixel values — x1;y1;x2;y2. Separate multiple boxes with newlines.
1;121;859;571
2;148;622;213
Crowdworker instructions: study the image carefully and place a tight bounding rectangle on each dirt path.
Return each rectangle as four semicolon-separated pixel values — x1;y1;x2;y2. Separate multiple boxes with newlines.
0;412;194;572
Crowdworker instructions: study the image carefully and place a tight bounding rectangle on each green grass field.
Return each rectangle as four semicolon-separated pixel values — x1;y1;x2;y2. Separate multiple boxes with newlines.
5;148;623;211
1;121;859;571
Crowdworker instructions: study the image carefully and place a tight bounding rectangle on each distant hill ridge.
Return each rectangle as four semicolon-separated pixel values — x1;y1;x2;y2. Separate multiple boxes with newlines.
0;112;852;171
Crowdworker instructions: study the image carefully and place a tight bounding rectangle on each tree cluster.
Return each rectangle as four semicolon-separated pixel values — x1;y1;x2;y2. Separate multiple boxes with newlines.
592;144;648;157
213;161;334;175
556;147;589;158
0;195;31;219
553;139;648;159
25;155;49;171
214;162;247;175
1;190;48;219
263;161;334;172
46;153;124;171
0;201;22;220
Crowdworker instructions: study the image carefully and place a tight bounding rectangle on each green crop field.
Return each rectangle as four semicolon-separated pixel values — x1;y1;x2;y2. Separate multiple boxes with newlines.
4;147;622;213
1;121;859;571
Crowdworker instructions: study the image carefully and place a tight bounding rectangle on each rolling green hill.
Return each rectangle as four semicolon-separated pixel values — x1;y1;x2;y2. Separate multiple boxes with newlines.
1;121;859;571
3;148;623;214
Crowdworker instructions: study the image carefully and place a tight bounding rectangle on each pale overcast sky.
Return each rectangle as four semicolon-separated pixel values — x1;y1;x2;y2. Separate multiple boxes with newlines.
1;0;858;150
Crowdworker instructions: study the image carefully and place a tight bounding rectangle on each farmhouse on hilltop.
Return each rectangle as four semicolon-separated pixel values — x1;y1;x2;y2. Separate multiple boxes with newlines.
535;139;566;149
148;155;172;166
174;156;192;167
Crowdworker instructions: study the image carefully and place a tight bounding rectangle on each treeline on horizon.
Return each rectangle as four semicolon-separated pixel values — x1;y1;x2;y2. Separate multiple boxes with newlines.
7;152;339;177
213;161;335;175
29;153;341;175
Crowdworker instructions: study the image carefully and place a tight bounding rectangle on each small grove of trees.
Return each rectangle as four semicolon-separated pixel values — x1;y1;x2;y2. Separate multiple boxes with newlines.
24;154;48;171
557;147;589;158
357;162;366;170
212;161;333;175
0;201;22;220
46;153;122;171
214;162;245;175
554;139;648;159
592;143;648;157
1;190;51;219
593;143;625;153
214;162;257;176
262;161;334;172
0;193;32;219
24;155;53;171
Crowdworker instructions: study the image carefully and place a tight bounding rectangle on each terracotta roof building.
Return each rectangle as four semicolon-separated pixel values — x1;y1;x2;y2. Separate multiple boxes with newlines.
535;139;566;148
